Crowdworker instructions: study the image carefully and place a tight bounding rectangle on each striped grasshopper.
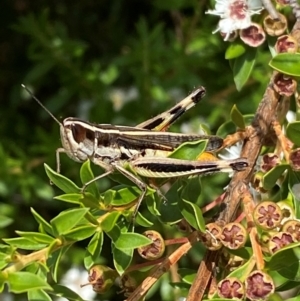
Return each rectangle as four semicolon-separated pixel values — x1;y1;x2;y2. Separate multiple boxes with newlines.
22;85;248;217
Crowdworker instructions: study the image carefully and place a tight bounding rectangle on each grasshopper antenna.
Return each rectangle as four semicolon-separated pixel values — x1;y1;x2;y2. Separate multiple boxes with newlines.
21;84;62;126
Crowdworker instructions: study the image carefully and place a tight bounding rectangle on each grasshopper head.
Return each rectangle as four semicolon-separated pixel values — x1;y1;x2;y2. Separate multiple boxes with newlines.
60;118;95;162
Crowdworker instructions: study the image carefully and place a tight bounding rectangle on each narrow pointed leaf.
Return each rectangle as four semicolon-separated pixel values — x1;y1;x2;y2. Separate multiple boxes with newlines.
51;208;89;235
30;208;53;236
114;233;152;249
7;272;52;293
44;164;80;193
179;198;205;232
233;47;257;91
230;104;245;129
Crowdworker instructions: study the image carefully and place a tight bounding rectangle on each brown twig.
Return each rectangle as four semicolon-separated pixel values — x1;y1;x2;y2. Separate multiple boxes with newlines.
125;231;200;301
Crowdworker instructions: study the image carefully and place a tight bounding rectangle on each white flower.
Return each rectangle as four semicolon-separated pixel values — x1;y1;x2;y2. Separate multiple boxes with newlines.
206;0;264;40
219;141;243;179
219;141;243;161
286;110;296;123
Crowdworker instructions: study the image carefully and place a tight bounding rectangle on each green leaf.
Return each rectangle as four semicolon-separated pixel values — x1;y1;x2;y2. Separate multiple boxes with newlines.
54;193;82;204
101;211;122;232
113;244;133;275
225;42;246;59
30;208;53;236
0;215;13;228
80;160;100;198
44;164;80;193
63;224;96;241
179;198;205;232
265;243;300;274
103;185;140;206
15;232;54;244
227;258;256;282
135;211;154;227
51;284;85;301
181;177;202;204
262;164;290;190
51;208;89;235
216;120;237;137
28;289;52;301
49;246;71;282
269;53;300;76
7;272;52;293
230;104;245;129
177;268;196;284
233;47;257;91
2;237;47;250
114;233;152;249
168;140;208;160
85;231;104;268
159;180;183;224
145;193;160;217
286;122;300;146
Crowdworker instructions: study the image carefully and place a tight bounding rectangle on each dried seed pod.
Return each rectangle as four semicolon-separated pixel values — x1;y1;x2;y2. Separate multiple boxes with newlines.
275;35;298;53
251;171;268;193
273;73;297;97
240;23;266;47
203;223;223;251
137;230;165;260
254;201;283;230
282;220;300;241
260;153;279;172
268;231;295;253
290;149;300;171
218;277;245;299
277;201;295;225
263;13;287;36
81;265;118;294
245;270;275;300
220;223;247;249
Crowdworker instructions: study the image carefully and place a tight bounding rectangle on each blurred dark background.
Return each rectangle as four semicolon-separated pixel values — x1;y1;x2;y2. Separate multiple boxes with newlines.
0;0;269;299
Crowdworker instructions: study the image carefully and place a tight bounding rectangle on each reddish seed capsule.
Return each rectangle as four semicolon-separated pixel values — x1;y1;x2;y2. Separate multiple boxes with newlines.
137;230;165;260
218;277;245;299
254;201;282;230
220;223;247;250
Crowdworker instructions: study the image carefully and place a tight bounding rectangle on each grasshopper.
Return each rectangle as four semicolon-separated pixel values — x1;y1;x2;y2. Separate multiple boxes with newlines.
22;85;248;218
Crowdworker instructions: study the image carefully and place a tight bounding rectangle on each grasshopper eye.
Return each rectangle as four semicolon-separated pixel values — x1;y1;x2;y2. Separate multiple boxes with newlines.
70;123;95;143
